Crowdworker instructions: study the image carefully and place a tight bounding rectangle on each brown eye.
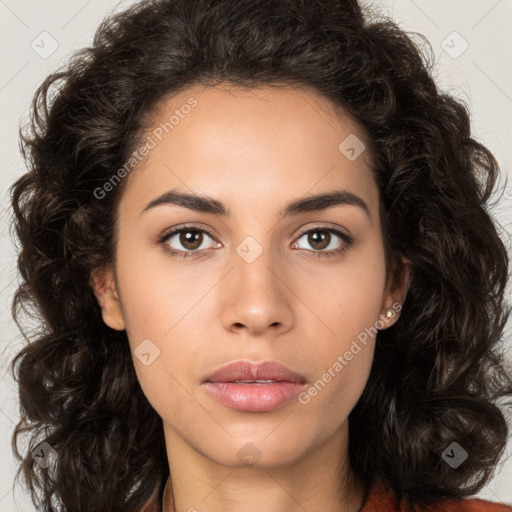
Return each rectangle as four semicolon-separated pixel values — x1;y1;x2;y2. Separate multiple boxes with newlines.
293;227;352;257
159;226;218;259
305;230;330;250
177;230;204;250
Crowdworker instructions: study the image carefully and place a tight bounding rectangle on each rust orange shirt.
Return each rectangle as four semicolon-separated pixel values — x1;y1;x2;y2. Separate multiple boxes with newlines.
141;478;512;511
361;479;512;512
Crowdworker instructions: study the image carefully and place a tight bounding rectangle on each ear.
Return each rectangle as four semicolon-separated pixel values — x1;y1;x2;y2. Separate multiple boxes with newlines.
378;254;411;330
89;266;126;331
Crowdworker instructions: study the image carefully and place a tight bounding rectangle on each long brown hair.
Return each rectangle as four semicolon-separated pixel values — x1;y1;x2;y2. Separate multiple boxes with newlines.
9;0;512;510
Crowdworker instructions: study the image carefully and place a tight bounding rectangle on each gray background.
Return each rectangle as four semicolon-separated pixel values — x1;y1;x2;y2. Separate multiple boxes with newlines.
1;0;511;510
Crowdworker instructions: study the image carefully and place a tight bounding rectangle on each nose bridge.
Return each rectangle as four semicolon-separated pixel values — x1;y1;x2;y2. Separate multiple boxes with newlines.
219;229;293;334
233;230;283;298
229;208;280;274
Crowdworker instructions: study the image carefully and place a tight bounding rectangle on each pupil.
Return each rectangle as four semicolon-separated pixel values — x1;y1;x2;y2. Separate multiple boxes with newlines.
310;231;328;249
182;230;201;249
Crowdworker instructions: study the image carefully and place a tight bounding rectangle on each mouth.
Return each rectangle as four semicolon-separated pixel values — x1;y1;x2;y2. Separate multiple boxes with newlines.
202;360;307;412
203;360;307;384
227;379;280;384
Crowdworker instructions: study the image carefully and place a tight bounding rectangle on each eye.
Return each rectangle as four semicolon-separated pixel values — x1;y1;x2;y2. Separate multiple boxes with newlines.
292;226;353;258
158;225;219;259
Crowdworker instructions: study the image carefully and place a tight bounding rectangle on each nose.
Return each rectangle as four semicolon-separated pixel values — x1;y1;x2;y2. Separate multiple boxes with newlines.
219;243;294;337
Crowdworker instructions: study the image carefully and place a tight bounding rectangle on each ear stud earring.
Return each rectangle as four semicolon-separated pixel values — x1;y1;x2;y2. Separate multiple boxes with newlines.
379;307;397;320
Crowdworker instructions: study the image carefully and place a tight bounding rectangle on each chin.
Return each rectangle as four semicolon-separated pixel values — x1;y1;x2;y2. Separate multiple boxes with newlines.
198;435;309;469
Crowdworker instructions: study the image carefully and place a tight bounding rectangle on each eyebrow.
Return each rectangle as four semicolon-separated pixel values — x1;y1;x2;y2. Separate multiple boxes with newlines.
140;188;370;220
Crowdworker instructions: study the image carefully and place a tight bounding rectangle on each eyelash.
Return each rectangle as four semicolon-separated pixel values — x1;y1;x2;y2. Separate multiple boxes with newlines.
157;224;353;260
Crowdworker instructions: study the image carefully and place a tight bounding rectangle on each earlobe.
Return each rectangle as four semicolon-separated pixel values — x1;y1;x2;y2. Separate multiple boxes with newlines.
89;267;126;331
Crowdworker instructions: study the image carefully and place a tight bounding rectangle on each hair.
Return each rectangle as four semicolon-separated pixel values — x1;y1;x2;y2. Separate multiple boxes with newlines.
8;0;512;511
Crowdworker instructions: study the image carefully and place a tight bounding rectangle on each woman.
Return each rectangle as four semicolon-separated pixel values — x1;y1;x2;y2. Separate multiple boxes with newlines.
8;0;512;511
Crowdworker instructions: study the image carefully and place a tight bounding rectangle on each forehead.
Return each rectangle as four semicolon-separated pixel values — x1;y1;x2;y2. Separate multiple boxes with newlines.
119;82;378;222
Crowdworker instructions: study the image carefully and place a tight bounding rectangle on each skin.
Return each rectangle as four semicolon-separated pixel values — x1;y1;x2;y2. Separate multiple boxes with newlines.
90;82;410;512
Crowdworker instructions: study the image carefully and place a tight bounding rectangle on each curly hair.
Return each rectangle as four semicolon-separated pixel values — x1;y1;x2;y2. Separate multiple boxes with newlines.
8;0;512;511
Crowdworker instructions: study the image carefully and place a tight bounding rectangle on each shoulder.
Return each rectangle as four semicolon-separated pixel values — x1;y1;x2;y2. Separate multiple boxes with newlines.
362;479;512;512
422;498;512;512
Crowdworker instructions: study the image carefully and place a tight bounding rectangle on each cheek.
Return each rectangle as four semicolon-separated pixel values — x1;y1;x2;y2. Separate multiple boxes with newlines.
332;268;386;340
293;238;386;412
296;237;387;341
297;318;377;434
114;238;184;341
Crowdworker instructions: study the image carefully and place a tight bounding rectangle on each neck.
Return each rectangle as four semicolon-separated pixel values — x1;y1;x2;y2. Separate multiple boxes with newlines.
161;421;366;512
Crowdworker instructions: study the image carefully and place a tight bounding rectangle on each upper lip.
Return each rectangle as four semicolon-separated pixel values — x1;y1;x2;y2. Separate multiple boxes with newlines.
203;360;307;384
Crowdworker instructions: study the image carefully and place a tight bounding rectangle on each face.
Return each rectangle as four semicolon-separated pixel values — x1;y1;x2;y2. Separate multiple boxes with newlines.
90;83;409;469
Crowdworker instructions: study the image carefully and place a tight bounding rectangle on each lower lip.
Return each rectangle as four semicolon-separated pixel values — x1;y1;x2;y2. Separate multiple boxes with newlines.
203;381;306;412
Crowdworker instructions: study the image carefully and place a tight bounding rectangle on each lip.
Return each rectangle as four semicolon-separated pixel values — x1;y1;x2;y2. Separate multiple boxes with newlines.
202;360;308;412
203;360;307;384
